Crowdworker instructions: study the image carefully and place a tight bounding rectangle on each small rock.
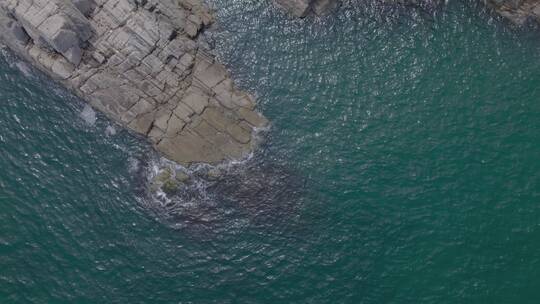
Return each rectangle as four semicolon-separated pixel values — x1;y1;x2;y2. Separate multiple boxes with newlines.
154;167;173;183
161;179;180;195
175;170;190;183
207;167;222;180
150;167;182;194
72;0;97;16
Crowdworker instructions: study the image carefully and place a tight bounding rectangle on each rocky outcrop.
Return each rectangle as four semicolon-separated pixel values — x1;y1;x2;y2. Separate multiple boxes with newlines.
275;0;448;16
390;0;540;25
275;0;338;17
486;0;540;25
276;0;540;25
0;0;268;166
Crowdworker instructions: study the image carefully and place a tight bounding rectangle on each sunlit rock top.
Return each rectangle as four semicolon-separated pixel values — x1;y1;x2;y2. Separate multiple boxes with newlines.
0;0;268;165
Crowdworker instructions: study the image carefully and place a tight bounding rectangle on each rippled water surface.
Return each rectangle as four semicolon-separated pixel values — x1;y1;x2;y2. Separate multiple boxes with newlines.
1;1;540;302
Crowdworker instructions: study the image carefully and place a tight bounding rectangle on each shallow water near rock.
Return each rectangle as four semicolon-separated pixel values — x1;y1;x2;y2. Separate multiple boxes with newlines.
1;0;540;302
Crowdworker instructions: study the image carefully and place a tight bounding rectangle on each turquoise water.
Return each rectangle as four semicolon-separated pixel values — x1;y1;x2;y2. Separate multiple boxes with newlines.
1;1;540;302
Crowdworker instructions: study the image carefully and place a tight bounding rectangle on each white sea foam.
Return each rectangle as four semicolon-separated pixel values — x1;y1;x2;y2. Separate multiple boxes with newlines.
105;125;117;136
80;104;97;125
127;157;140;174
15;61;32;77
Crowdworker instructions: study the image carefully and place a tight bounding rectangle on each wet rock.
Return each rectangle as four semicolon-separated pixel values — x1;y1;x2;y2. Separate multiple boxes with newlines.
151;167;173;192
150;165;192;195
175;170;190;183
72;0;96;16
206;167;222;180
154;167;173;183
141;159;306;234
161;179;181;195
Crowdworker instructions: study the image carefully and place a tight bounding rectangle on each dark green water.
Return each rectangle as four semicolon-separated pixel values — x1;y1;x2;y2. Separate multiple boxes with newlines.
1;1;540;302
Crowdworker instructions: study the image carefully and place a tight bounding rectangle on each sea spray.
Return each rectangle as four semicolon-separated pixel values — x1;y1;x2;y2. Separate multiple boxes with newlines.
80;105;97;126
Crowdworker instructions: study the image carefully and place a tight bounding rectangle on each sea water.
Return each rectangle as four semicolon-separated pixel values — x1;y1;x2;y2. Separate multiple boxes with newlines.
1;0;540;302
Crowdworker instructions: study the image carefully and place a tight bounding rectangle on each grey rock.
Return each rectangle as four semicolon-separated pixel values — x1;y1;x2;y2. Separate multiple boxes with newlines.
161;179;181;195
0;0;268;166
150;166;182;195
0;10;29;49
485;0;540;25
72;0;96;16
175;170;190;183
3;0;93;65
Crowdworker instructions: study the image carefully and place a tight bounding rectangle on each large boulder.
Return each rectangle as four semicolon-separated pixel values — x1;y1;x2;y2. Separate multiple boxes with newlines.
72;0;97;16
3;0;93;65
0;10;30;51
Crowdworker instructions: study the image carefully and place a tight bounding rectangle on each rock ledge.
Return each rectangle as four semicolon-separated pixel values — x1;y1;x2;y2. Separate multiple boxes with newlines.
0;0;268;166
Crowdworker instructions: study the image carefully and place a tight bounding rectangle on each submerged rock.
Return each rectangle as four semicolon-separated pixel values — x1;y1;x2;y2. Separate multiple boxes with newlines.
150;165;192;195
140;158;306;233
153;167;173;183
175;170;190;183
161;178;181;195
0;0;268;166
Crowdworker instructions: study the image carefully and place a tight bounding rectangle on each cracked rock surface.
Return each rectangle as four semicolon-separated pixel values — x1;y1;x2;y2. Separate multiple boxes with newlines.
0;0;268;165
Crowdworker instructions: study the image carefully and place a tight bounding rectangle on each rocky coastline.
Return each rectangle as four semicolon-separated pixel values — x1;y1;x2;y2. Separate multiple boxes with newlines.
486;0;540;25
0;0;538;169
276;0;540;25
0;0;268;166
